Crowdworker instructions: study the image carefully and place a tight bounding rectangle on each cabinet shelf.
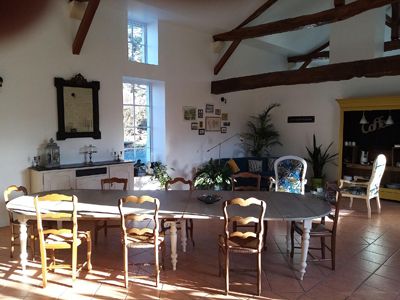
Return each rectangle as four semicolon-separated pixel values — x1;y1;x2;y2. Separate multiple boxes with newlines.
344;163;400;173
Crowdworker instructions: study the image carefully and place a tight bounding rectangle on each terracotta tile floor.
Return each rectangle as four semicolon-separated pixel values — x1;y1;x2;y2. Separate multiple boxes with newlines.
1;198;400;299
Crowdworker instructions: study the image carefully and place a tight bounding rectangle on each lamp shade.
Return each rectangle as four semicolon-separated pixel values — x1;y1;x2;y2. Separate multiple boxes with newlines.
359;112;368;124
385;114;394;125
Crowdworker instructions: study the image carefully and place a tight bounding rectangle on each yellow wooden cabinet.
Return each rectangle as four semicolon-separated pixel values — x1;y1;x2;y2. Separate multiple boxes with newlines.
337;96;400;201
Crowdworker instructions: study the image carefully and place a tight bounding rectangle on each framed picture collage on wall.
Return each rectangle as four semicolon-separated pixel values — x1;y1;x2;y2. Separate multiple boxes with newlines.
183;104;229;135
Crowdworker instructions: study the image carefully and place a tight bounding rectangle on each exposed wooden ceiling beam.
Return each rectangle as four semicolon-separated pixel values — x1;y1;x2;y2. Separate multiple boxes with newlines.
72;0;100;55
211;54;400;94
288;40;400;64
391;3;400;40
213;0;399;41
214;0;278;75
334;0;345;7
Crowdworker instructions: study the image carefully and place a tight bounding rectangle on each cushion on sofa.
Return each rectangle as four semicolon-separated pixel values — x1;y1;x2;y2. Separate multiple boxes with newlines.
248;160;263;173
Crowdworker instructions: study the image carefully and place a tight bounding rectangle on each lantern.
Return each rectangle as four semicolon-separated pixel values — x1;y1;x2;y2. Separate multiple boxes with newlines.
45;138;60;168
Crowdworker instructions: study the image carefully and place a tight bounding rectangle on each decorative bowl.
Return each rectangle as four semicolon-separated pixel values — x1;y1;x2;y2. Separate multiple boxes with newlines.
197;194;222;204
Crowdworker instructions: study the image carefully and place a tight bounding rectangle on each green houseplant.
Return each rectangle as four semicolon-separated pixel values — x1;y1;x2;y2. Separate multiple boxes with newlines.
242;103;281;157
194;159;231;190
305;134;338;189
151;161;173;188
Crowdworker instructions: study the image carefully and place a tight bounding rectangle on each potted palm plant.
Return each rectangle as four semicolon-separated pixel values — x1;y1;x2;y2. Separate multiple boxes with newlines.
242;103;281;157
305;134;338;189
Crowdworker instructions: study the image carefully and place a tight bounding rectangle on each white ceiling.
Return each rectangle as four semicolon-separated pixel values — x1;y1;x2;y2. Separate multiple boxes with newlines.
128;0;391;56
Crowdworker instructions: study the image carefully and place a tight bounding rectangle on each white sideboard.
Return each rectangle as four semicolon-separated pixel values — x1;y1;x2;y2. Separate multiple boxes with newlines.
30;161;135;193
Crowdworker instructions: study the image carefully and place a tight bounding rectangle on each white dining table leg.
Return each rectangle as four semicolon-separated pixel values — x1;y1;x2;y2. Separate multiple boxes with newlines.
16;215;29;273
299;219;312;280
180;221;187;253
164;221;178;271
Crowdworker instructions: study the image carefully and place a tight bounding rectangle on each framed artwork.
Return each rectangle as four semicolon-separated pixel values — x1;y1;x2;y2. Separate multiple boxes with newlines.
197;109;204;118
205;116;221;131
221;127;227;133
215;108;221;115
223;121;230;126
221;113;228;121
183;106;196;121
198;129;205;135
205;104;214;114
199;121;204;128
191;122;198;130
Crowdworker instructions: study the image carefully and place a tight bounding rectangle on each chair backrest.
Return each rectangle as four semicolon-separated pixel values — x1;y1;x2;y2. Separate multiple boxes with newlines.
101;177;128;191
367;154;386;199
4;185;28;204
273;155;307;194
222;197;266;251
118;195;161;244
231;172;261;191
34;193;78;246
324;183;342;235
165;177;193;191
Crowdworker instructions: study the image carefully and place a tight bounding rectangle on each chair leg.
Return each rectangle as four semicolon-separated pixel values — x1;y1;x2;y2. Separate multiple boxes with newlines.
86;232;92;271
225;249;229;295
321;237;326;259
154;244;160;288
218;246;223;277
257;252;262;296
50;249;56;272
349;197;353;208
161;243;165;270
72;245;77;285
331;235;336;270
10;224;15;259
104;221;108;237
290;222;295;258
41;251;48;288
376;195;381;214
186;219;195;247
366;198;372;219
94;221;99;245
123;244;129;288
233;221;237;232
263;221;268;250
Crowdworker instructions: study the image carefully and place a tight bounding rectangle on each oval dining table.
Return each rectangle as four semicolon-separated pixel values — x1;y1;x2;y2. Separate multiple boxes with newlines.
6;189;331;280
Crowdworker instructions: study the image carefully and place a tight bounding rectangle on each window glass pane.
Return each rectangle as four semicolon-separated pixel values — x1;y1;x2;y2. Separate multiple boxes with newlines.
123;83;133;105
134;106;149;128
134;128;148;146
128;21;147;63
133;84;148;105
123;106;134;127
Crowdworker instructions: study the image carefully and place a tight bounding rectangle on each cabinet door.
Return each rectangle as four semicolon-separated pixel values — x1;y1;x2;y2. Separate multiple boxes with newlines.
109;163;134;190
43;170;75;191
76;175;109;189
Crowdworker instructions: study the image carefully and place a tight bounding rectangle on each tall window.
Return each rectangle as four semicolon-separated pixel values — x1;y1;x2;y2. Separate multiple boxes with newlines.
128;20;147;63
123;82;152;163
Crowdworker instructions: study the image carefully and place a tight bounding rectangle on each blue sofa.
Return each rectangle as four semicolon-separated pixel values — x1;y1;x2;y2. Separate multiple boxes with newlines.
217;157;277;190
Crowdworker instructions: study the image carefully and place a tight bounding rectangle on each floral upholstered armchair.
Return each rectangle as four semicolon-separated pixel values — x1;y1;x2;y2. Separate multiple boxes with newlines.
269;156;307;194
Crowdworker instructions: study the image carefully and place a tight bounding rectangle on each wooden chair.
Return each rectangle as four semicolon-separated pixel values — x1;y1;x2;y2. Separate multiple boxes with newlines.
218;197;266;296
34;193;92;288
164;177;195;247
4;185;36;259
339;154;386;218
94;177;128;244
119;195;165;288
290;184;341;270
231;172;261;234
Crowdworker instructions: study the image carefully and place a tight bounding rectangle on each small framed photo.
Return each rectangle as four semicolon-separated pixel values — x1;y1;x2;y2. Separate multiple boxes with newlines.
183;106;196;121
205;116;221;132
223;121;230;126
205;104;214;114
221;113;228;121
197;109;204;118
221;127;227;133
191;122;198;130
198;129;205;135
215;108;221;115
199;121;204;128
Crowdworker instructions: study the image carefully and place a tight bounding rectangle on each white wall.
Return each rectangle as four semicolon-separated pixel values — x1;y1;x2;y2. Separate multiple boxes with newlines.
1;1;400;226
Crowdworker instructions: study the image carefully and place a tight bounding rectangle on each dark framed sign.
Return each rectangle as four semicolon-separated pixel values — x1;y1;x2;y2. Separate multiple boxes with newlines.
54;73;101;140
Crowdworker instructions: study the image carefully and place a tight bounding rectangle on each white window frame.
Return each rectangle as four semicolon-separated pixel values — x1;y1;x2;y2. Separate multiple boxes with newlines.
123;80;153;163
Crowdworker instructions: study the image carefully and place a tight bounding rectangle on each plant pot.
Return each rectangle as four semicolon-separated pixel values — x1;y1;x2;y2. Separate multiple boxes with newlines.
311;177;323;190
